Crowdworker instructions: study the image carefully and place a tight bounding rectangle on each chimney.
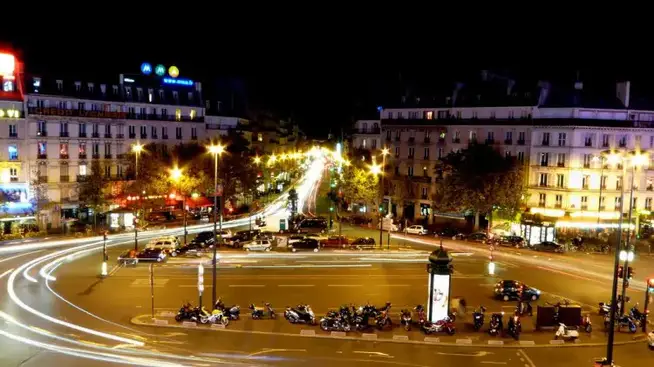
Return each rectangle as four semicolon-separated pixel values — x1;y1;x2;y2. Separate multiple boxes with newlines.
537;81;550;106
507;79;515;96
452;82;464;106
616;81;631;108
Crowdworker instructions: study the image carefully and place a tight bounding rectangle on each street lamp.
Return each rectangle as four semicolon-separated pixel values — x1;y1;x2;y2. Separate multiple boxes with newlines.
207;143;224;308
592;155;606;228
131;143;144;252
169;167;187;244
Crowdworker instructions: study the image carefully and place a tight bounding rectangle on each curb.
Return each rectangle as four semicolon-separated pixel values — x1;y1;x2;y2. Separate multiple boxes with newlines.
130;315;647;349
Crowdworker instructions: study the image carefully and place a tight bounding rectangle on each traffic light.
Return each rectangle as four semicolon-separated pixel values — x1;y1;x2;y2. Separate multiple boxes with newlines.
618;265;624;279
648;278;654;292
627;266;634;280
329;207;334;212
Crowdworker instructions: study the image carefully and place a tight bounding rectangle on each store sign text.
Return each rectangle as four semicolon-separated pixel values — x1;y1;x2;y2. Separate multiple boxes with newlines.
0;108;20;118
30;107;128;119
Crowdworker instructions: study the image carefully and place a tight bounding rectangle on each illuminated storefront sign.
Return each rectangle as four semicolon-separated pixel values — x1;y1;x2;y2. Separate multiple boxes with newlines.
0;53;15;77
168;65;179;78
163;78;193;86
155;64;166;76
0;108;20;118
140;62;152;75
30;107;127;119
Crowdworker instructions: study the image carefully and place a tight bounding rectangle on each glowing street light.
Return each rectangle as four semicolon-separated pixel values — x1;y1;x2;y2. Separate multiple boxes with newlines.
208;143;225;156
381;147;390;156
619;250;634;262
170;167;183;181
253;156;262;165
207;143;225;308
370;162;382;175
131;143;144;252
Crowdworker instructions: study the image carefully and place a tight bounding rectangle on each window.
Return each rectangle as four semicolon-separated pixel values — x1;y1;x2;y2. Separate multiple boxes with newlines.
93;143;99;155
584;134;593;147
79;164;87;176
257;133;263;142
140;126;147;137
409;111;418;119
387;112;394;119
190;109;196;120
636;135;642;148
581;196;588;209
9;168;17;181
615;197;621;209
79;123;86;136
556;174;564;188
407;166;414;176
505;150;511;157
104;143;111;156
542;132;550;145
646;197;652;210
517;151;524;163
117;165;124;178
93;123;99;135
371;139;376;149
508;110;515;119
558;133;566;146
438;148;443;159
583;154;592;168
408;147;415;158
38;142;47;157
556;153;566;167
151;126;157;138
599;196;606;209
8;145;18;160
423;166;428;176
423;147;429;159
192;127;197;139
79;142;86;156
616;176;623;190
540;152;549;167
453;131;460;142
128;125;136;136
386;130;391;140
582;175;590;189
421;187;428;198
632;197;638;210
161;108;167;116
176;127;182;139
60;165;69;179
505;131;513;143
104;165;111;177
472;111;478;119
37;121;47;135
490;111;496;119
602;134;610;147
162;127;168;139
555;195;563;208
601;175;607;189
538;193;546;207
425;111;433;120
487;131;494;142
619;135;627;147
395;130;401;140
469;131;477;142
175;109;181;121
539;173;548;187
395;147;400;157
59;143;69;158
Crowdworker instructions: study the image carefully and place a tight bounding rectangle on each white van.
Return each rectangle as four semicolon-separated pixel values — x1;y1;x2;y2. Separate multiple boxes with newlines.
147;237;180;256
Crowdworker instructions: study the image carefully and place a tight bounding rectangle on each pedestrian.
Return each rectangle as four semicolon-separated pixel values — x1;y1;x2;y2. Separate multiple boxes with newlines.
458;298;467;315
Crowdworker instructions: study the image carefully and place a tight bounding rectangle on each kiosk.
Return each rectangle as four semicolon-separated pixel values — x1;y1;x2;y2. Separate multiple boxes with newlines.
427;246;453;323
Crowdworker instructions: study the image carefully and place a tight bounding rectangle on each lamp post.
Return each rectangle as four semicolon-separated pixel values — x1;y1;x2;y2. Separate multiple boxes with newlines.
592;155;606;228
369;158;382;247
379;148;389;249
198;264;204;308
169;167;187;244
208;143;225;308
132;143;143;252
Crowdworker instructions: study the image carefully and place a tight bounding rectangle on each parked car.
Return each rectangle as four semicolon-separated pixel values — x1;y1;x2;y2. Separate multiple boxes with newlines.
136;248;167;262
378;219;399;232
147;238;180;257
304;233;328;242
351;237;376;250
227;230;261;248
533;241;564;253
321;235;350;248
244;239;273;252
404;225;429;235
217;229;233;239
289;238;321;252
176;241;205;256
499;235;525;248
295;218;328;234
435;227;460;238
494;280;541;301
288;234;305;245
466;232;488;243
191;231;216;248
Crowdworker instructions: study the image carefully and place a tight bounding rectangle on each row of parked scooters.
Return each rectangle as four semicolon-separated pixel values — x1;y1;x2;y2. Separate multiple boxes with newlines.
599;301;647;333
175;299;277;325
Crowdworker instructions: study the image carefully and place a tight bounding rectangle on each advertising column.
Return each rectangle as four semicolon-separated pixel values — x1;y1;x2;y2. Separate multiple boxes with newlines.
426;246;453;323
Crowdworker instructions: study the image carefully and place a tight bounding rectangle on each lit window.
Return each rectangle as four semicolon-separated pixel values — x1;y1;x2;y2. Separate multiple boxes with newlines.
8;145;17;160
190;109;196;119
258;133;263;142
79;164;87;176
426;111;433;120
175;109;181;121
38;142;47;155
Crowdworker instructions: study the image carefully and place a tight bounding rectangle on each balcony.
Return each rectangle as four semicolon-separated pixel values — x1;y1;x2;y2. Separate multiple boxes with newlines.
394;136;400;142
619;141;627;148
60;175;70;183
10;177;18;182
581;205;588;210
557;162;565;167
79;132;87;138
162;135;168;139
105;154;112;159
191;136;198;140
151;134;158;139
60;132;69;137
92;154;100;159
407;137;415;145
176;135;182;140
129;133;136;139
77;175;88;182
539;182;548;187
140;134;147;139
540;162;548;167
421;194;428;200
504;139;512;145
485;139;495;145
37;154;47;159
105;133;112;138
584;140;592;147
599;205;606;210
28;107;205;122
60;154;69;159
468;138;477;145
452;138;461;144
385;135;391;141
117;153;126;159
423;137;431;144
541;140;550;146
37;130;47;137
352;128;381;135
407;155;415;160
92;133;100;138
583;163;590;168
9;133;17;138
582;185;589;190
78;153;87;159
517;139;525;145
410;175;432;184
38;176;48;183
117;134;124;139
538;202;546;207
554;203;563;208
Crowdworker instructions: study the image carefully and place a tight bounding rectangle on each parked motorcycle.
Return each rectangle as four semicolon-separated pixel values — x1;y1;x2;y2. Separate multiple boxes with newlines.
507;314;521;340
581;314;592;333
214;298;240;320
472;306;486;331
376;309;393;330
555;323;579;341
200;307;230;326
420;317;455;335
320;314;352;332
284;304;316;324
250;303;276;319
629;304;646;327
617;314;638;333
175;304;200;322
598;301;612;316
488;312;504;336
400;309;412;331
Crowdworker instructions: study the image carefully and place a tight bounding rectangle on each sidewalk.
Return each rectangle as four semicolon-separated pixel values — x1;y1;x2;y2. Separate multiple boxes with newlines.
132;311;648;348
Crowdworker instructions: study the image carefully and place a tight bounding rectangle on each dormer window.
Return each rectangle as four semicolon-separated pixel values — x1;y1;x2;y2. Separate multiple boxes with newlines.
74;81;81;92
100;84;106;95
112;85;118;94
56;80;63;91
158;89;164;100
88;82;94;93
136;88;143;100
188;92;193;101
172;91;178;101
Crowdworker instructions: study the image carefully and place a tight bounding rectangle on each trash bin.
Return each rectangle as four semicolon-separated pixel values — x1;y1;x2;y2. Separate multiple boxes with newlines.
279;218;287;232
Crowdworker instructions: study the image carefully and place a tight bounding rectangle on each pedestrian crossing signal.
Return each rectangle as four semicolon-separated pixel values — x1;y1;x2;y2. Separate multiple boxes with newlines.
618;265;624;279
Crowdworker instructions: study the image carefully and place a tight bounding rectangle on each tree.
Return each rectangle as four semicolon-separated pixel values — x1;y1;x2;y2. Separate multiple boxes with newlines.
341;165;379;215
78;160;109;228
287;188;298;219
434;143;525;230
30;171;50;229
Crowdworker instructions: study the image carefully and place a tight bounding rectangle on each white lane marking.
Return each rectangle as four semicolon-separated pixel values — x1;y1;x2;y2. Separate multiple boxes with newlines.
0;251;42;264
228;284;265;288
518;350;536;367
0;269;14;279
242;264;373;269
376;284;410;287
327;284;363;287
278;284;315;287
480;362;507;365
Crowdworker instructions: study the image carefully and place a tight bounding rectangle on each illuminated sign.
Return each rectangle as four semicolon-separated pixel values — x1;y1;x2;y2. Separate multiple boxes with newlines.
155;64;166;76
427;273;450;322
163;78;193;86
124;78;135;83
0;108;20;118
140;62;152;75
168;66;179;78
0;53;15;76
30;107;127;119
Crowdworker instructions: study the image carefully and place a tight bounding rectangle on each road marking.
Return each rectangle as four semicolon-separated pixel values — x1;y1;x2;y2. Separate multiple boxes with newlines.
130;278;168;287
376;284;410;287
228;284;265;288
242;264;373;269
277;284;315;287
353;351;391;358
248;348;306;357
328;284;363;287
480;362;507;365
518;350;536;367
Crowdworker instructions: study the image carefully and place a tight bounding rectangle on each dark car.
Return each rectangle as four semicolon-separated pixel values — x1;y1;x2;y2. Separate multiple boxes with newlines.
176;241;205;256
499;235;525;248
494;280;541;301
227;229;261;248
289;238;320;252
351;237;376;250
191;231;216;248
467;232;488;243
533;241;564;253
136;248;167;262
295;218;328;234
436;228;460;238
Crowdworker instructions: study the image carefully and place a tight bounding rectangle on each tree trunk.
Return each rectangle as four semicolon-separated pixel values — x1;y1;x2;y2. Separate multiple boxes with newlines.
474;211;480;231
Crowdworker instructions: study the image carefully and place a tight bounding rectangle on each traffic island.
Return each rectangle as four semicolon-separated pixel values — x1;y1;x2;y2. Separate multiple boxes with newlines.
131;313;648;349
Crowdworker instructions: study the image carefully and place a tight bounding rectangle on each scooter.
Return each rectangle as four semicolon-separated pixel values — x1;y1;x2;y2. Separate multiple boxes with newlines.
200;307;230;326
284;305;316;324
648;331;654;350
598;302;612;316
488;312;504;336
555;323;579;341
320;315;352;332
400;309;412;331
580;314;592;333
214;299;240;320
507;314;521;340
250;303;276;319
617;314;638;333
175;304;200;322
472;306;486;331
420;316;455;335
376;309;392;330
